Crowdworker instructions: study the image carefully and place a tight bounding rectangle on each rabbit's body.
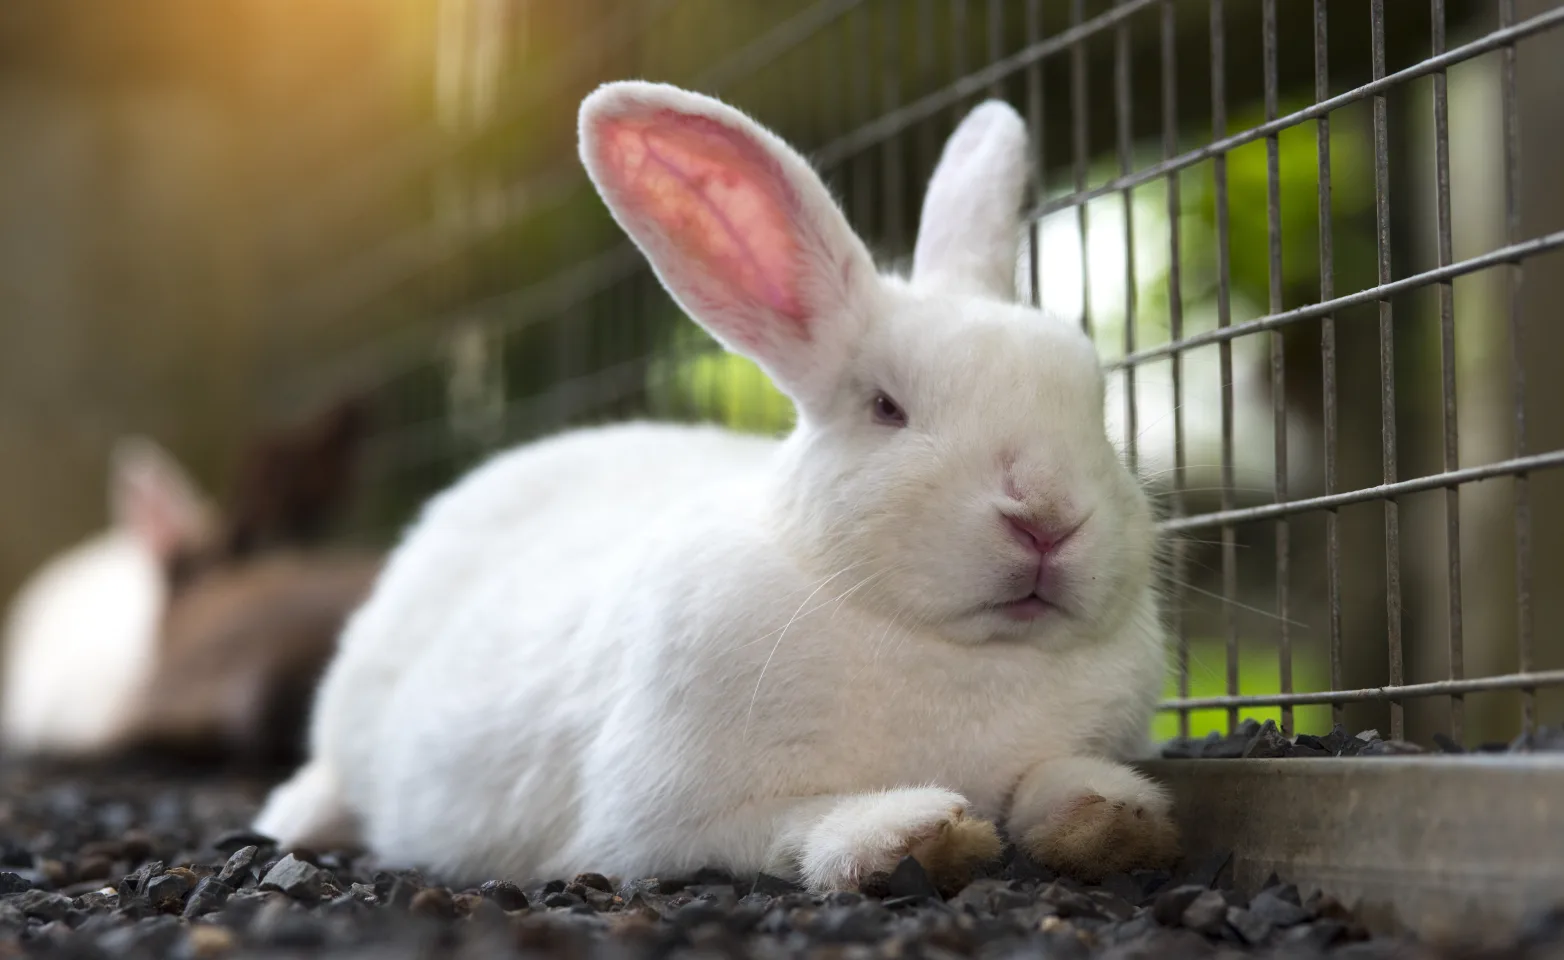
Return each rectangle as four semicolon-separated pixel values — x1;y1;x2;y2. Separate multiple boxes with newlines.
2;439;215;758
118;549;380;768
259;84;1177;889
1;530;165;755
282;418;1162;882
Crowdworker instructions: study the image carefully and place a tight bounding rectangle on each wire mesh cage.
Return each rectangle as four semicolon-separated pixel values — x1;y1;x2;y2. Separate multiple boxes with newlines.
273;0;1564;749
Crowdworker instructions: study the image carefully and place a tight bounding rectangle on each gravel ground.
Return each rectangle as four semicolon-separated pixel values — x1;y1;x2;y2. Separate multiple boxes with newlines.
1160;721;1564;761
1;754;1561;960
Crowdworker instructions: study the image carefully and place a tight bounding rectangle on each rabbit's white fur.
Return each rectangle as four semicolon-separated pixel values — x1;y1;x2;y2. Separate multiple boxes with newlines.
2;438;213;755
255;83;1173;889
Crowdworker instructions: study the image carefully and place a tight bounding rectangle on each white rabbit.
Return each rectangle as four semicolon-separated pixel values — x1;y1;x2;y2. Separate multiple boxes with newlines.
254;81;1175;890
2;438;216;756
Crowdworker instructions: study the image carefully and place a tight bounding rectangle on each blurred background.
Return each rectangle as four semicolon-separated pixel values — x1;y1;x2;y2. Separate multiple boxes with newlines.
1;0;1561;747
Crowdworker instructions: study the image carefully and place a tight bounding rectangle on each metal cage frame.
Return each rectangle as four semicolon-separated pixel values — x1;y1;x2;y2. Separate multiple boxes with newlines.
275;0;1564;748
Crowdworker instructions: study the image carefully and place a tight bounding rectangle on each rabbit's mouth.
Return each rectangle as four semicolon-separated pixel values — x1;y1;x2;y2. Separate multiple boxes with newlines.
993;594;1059;621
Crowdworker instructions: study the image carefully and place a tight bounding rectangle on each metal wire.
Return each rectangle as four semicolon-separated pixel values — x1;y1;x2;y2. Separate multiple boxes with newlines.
1161;0;1189;741
1071;0;1092;340
1315;0;1344;731
1430;0;1465;745
1499;0;1536;737
1262;0;1290;737
1210;0;1240;736
1028;6;1564;220
1370;0;1405;742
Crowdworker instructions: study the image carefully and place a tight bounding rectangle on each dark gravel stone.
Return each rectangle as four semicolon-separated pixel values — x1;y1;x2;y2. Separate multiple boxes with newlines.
144;871;191;904
1359;738;1425;756
573;871;613;892
0;871;32;895
999;848;1056;884
1247;889;1310;928
670;898;725;930
750;872;801;896
478;879;529;911
1043;881;1109;920
1153;885;1208;926
8;888;75;922
259;854;324;899
1282;918;1347;949
409;886;456;919
884;855;940;900
1225;905;1273;945
1242;719;1291;758
121;859;165;899
1090;889;1136;922
182;877;232;918
1151;721;1562;762
384;876;418;910
811;903;890;941
949;877;1000;912
216;844;259;884
1180;889;1228;934
95;914;183;954
543;890;585;910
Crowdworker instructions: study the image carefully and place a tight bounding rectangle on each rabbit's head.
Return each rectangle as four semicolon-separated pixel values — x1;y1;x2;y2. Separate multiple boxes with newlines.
109;436;223;585
221;395;373;560
580;82;1155;647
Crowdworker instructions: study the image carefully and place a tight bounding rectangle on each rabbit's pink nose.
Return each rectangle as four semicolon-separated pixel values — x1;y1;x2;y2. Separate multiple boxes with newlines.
1004;514;1076;557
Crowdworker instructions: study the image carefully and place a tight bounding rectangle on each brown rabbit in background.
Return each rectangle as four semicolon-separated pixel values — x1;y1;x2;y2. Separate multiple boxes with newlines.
116;396;383;770
2;396;383;771
117;548;380;770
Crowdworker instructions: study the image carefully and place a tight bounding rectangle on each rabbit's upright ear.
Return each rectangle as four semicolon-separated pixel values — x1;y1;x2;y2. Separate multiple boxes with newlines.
109;437;213;563
912;101;1030;302
579;81;879;408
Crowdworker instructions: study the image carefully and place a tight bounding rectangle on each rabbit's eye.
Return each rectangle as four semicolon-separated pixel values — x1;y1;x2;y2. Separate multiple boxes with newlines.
871;391;908;428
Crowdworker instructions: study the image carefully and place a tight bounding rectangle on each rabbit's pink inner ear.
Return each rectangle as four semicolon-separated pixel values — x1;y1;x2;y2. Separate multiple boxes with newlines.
594;110;811;346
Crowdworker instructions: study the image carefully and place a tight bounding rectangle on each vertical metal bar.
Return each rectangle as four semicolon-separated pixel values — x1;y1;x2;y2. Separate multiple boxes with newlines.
988;0;1004;100
1116;3;1137;476
1071;0;1092;338
1499;0;1533;734
1211;0;1240;734
1370;0;1404;742
1025;0;1044;309
1162;0;1189;739
883;0;905;251
1429;0;1464;745
1315;0;1343;730
1262;0;1291;736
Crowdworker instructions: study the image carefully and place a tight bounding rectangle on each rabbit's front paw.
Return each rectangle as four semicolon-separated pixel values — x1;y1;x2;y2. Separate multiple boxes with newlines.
1008;756;1180;881
1020;791;1179;881
799;788;1002;892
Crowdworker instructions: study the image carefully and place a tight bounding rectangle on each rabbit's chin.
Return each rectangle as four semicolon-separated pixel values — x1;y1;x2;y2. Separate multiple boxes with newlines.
992;595;1058;621
920;601;1083;649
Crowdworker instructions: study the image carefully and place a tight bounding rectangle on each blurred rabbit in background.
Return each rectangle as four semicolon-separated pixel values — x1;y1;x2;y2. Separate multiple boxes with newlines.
1;397;381;771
